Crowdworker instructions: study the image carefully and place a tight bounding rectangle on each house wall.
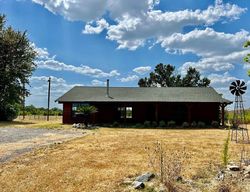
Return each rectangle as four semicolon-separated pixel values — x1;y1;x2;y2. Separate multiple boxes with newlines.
62;102;220;125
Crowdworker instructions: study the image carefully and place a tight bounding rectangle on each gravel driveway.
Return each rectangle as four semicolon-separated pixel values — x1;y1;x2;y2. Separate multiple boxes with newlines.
0;127;85;163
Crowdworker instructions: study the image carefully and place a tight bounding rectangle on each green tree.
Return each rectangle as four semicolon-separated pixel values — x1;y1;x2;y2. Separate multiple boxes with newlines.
76;105;97;127
243;41;250;76
0;15;36;121
138;63;210;87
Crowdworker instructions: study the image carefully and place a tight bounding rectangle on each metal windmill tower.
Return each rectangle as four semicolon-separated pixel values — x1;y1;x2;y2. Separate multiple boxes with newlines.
229;80;249;143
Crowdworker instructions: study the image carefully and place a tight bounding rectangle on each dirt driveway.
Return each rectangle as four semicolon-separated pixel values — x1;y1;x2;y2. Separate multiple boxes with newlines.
0;127;86;163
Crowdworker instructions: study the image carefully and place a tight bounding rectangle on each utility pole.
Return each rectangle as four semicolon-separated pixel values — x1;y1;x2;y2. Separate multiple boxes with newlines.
47;77;51;121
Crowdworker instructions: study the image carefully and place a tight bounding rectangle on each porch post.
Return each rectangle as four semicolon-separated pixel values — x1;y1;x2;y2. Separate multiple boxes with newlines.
221;103;225;127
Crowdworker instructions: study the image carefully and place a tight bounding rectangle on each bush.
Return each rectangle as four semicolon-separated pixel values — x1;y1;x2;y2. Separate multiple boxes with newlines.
112;121;119;127
0;104;19;121
197;121;206;128
191;121;197;128
211;121;219;128
159;120;166;128
135;123;143;128
144;121;151;128
167;120;176;128
151;121;158;127
182;122;189;128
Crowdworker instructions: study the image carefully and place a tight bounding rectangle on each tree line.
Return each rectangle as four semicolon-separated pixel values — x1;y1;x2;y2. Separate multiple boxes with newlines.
19;105;62;116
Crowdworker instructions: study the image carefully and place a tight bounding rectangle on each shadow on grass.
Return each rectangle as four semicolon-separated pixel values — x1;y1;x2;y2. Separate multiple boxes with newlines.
0;121;35;127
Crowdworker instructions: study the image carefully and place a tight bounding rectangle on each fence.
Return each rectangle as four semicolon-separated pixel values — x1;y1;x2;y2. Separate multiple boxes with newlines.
16;115;62;121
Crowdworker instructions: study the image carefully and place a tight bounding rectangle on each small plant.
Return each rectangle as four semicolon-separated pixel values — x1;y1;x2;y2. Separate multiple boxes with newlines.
197;121;206;128
222;131;230;167
182;122;189;128
144;121;151;128
151;121;158;127
135;123;143;128
191;121;197;128
211;120;219;128
159;120;166;128
167;120;176;128
112;121;119;127
145;142;190;192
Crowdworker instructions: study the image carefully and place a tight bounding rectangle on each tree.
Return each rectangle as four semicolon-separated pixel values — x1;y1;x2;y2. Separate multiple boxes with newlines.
243;41;250;76
0;15;36;121
138;63;210;87
76;105;97;127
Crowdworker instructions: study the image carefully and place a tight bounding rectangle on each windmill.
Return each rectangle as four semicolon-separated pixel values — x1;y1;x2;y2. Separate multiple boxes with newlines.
229;80;249;143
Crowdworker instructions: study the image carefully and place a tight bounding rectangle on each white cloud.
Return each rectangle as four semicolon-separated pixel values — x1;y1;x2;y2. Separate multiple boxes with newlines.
91;79;106;86
208;72;238;86
161;28;249;57
32;0;246;51
32;0;107;22
33;44;120;78
27;75;83;107
133;66;152;74
120;75;139;82
106;2;246;50
83;19;109;34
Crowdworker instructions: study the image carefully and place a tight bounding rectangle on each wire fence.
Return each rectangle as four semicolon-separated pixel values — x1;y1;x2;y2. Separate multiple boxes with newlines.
16;115;62;121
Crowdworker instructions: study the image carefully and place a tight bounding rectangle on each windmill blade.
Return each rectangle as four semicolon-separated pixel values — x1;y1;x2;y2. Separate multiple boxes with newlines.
236;80;241;86
239;89;245;95
235;90;241;96
231;89;236;95
240;81;246;87
231;81;237;87
229;85;236;91
241;85;247;90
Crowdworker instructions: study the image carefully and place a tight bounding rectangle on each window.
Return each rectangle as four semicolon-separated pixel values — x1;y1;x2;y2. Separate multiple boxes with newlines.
126;107;132;119
72;103;89;117
118;106;132;119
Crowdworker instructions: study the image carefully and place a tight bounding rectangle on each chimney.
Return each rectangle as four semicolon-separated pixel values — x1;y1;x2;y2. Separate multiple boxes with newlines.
106;79;110;97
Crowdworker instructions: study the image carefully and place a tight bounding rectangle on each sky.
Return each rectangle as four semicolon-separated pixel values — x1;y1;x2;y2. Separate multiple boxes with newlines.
0;0;250;109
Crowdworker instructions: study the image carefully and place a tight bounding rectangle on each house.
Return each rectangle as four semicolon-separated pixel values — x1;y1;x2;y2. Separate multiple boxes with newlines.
56;81;232;126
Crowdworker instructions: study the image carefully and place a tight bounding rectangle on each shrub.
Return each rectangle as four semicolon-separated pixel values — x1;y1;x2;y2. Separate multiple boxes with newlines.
191;121;197;128
182;122;189;128
197;121;206;128
167;120;176;128
112;121;119;127
135;123;143;128
0;104;19;121
151;121;158;127
211;121;219;128
159;120;166;128
144;121;151;128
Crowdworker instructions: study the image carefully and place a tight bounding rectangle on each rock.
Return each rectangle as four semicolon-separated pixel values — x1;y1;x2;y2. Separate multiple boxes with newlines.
132;181;145;189
216;170;225;181
135;172;155;182
228;165;240;171
122;178;133;185
176;176;183;182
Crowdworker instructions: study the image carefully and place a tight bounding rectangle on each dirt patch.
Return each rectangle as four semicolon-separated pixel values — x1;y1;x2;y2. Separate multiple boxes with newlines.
0;127;86;163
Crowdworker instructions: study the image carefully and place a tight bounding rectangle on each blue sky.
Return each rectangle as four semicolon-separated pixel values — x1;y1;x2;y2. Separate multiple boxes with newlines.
0;0;250;109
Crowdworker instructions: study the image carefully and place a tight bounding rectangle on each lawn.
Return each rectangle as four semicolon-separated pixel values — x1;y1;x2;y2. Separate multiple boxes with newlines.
0;116;71;129
0;127;248;192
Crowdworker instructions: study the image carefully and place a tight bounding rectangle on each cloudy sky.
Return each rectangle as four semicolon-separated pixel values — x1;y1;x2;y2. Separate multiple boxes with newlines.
1;0;250;109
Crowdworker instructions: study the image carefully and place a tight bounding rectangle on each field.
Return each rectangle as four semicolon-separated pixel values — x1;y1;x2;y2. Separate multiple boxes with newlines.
0;124;249;192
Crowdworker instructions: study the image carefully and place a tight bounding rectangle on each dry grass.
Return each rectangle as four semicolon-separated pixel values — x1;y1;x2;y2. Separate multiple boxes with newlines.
0;128;248;192
0;117;72;129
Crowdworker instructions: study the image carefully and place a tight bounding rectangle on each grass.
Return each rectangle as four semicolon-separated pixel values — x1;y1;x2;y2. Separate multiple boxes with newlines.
0;127;249;192
0;116;72;129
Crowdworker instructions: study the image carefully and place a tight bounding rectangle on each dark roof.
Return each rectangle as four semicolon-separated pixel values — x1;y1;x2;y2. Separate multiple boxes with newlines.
56;86;232;104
